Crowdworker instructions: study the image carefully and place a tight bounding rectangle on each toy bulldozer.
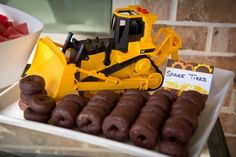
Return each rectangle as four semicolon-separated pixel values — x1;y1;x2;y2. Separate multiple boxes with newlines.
27;5;182;100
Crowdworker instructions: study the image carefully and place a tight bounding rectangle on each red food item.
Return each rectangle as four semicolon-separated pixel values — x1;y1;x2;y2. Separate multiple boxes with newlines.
2;21;13;28
0;13;29;42
0;14;8;23
13;23;28;35
2;26;20;38
0;23;6;33
0;35;7;42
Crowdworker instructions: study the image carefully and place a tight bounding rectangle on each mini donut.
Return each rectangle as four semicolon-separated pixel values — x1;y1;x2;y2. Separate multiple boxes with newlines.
50;100;80;128
130;122;158;149
159;141;188;157
146;94;170;113
170;115;198;134
19;75;45;95
181;90;206;110
29;94;56;114
162;118;192;144
102;113;130;141
175;97;202;115
102;90;147;141
91;91;121;105
63;94;86;108
124;89;150;101
171;99;200;116
77;108;106;134
81;105;107;118
140;105;166;120
20;89;47;103
153;89;177;104
18;99;28;111
171;107;197;119
116;98;143;113
85;100;114;115
24;108;50;123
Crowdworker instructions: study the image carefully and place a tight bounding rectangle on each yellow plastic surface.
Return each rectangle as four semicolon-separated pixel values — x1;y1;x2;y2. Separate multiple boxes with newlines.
27;37;77;100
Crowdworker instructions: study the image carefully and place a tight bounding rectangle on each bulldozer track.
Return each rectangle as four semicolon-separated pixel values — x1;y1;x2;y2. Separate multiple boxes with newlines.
80;55;163;83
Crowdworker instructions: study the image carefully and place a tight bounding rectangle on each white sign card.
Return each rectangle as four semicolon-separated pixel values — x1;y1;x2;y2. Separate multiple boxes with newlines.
162;59;214;95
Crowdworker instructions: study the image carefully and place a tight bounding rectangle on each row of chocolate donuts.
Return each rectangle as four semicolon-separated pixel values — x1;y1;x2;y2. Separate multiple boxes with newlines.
129;89;177;148
77;90;120;134
159;90;207;157
51;94;86;128
102;89;149;141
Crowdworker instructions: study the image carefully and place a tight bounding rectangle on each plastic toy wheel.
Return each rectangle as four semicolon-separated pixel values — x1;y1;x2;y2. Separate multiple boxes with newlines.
134;58;151;74
147;72;163;90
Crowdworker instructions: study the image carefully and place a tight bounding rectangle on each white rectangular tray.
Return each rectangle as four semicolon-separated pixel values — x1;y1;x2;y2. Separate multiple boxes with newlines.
0;68;235;157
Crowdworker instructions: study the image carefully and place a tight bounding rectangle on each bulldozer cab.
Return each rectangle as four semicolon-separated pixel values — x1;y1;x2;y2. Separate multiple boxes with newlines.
111;12;144;52
111;5;157;53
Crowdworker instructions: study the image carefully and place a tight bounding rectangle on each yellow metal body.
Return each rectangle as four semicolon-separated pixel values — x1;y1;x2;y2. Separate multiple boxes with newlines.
27;5;182;100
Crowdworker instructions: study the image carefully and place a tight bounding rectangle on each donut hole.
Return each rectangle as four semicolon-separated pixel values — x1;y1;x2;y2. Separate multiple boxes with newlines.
86;119;92;126
59;117;65;123
168;136;177;142
137;134;147;143
108;125;119;134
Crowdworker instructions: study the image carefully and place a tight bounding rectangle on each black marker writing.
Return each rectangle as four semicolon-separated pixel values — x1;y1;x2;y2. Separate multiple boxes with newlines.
188;74;207;82
166;70;185;78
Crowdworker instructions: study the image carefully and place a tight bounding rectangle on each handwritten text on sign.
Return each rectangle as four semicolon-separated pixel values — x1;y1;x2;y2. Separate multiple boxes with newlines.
163;67;213;94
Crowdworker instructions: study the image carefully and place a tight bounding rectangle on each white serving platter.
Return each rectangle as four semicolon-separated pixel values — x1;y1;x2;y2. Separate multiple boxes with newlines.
0;68;235;157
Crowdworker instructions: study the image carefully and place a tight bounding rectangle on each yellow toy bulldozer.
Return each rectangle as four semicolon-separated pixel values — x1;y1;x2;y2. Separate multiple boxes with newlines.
27;5;182;100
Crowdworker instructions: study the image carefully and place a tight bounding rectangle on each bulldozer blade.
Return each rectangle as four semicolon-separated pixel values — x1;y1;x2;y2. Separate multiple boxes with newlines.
26;37;77;99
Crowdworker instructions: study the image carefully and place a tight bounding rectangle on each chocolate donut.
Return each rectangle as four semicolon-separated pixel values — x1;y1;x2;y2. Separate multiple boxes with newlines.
153;89;177;104
129;113;164;148
18;99;28;111
129;91;172;148
171;99;200;116
146;94;170;113
159;141;188;157
102;107;132;141
19;75;45;95
51;99;82;128
77;108;106;134
162;118;192;144
115;97;143;113
24;108;50;123
175;97;202;115
169;115;198;134
159;90;206;156
20;89;47;103
181;90;206;111
102;90;148;141
63;94;86;108
124;89;150;100
130;122;158;149
77;91;119;135
140;104;166;120
29;94;56;114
